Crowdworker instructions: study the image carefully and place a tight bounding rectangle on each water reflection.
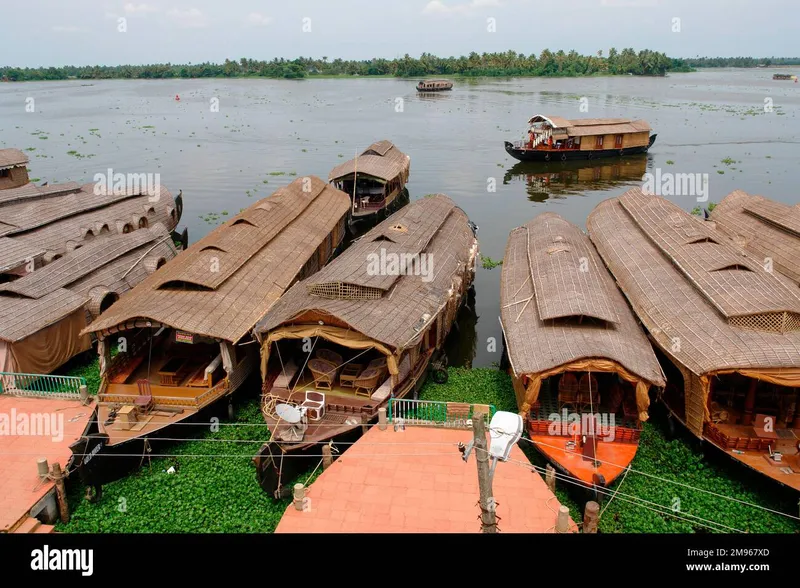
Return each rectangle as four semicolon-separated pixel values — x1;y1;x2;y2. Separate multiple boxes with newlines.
502;155;648;202
444;285;479;369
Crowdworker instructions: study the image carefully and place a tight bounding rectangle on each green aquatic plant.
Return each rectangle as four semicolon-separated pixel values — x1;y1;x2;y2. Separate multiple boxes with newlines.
481;256;503;270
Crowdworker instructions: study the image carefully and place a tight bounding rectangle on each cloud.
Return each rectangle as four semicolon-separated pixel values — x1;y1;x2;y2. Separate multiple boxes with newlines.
124;3;160;14
422;0;502;15
166;8;209;28
52;25;84;32
246;12;273;26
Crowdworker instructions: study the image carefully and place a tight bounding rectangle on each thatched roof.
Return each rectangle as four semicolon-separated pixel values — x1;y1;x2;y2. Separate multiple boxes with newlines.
254;194;478;351
328;140;410;183
0;224;177;343
0;183;177;273
527;115;651;137
83;177;351;344
587;188;800;377
499;212;664;385
709;190;800;285
0;148;28;170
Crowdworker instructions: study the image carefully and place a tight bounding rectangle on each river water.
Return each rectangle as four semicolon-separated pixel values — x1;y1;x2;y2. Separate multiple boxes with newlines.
2;68;798;367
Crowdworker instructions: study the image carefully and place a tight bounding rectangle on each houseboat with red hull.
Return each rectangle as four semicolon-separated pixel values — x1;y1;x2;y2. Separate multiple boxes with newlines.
500;213;665;488
588;189;800;492
252;194;478;498
504;115;656;162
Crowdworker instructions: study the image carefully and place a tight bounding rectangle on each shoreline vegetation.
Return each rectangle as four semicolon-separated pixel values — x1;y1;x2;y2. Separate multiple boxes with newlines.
3;50;797;82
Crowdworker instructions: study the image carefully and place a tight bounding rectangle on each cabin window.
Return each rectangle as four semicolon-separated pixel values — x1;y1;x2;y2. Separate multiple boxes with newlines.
595;136;604;148
615;135;623;148
0;169;9;178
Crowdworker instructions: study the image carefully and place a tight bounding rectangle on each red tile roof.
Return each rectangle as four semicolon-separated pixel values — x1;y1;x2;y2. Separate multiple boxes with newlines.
276;425;577;533
0;395;94;531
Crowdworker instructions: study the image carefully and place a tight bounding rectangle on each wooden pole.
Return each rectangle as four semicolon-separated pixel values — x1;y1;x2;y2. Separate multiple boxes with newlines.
583;501;600;533
293;483;305;511
378;407;387;431
555;505;570;533
472;417;497;533
545;464;556;492
322;444;332;470
51;462;69;524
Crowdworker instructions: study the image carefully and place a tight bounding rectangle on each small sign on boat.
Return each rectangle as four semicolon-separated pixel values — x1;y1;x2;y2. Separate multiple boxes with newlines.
175;331;194;344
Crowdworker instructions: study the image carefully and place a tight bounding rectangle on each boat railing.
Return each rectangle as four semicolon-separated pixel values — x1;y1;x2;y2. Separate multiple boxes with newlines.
98;392;199;408
387;398;495;429
0;372;88;400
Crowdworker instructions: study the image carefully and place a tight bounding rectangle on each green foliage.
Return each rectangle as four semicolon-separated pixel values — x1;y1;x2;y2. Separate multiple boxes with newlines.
481;256;503;270
419;367;517;413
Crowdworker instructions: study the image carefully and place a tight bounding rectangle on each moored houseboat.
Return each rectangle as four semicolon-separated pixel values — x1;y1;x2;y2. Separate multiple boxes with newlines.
416;79;453;92
329;140;410;228
773;73;798;81
708;190;800;286
499;213;665;487
504;115;656;163
588;189;800;492
253;194;479;498
68;176;351;493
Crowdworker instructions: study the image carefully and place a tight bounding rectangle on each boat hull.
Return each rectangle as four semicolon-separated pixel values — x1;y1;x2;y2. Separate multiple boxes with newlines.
504;134;657;162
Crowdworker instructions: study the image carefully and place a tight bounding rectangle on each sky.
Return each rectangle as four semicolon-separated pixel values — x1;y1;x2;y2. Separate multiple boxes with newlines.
2;0;798;67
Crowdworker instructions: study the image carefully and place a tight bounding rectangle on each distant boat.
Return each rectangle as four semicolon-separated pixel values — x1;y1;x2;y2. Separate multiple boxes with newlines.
505;114;656;163
416;79;453;92
773;73;798;81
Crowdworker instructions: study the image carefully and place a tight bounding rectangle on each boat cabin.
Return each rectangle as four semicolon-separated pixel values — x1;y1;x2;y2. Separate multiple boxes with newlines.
0;149;30;190
500;212;665;486
80;176;351;447
253;194;478;452
588;189;800;491
328;140;410;220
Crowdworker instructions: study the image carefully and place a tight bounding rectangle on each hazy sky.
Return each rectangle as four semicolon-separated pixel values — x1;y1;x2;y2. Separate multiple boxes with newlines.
2;0;797;67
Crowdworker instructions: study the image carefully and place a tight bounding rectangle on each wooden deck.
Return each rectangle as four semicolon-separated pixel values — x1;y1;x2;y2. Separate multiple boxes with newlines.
98;403;198;446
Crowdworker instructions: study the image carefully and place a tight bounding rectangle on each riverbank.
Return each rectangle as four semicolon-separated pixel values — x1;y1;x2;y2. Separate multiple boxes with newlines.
56;361;799;534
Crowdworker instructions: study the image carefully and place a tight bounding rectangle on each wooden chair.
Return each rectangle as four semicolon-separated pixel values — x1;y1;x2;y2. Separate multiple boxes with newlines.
135;379;154;415
308;358;338;390
578;374;600;410
353;368;382;398
558;373;579;410
316;349;343;366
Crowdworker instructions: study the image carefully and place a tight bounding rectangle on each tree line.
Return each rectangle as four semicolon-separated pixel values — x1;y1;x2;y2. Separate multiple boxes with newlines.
3;49;796;82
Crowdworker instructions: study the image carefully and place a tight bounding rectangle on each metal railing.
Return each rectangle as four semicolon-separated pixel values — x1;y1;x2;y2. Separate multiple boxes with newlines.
387;398;496;429
0;372;87;400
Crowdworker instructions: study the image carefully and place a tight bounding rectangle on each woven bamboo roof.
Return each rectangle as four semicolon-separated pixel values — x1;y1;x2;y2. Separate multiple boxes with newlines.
499;212;664;385
0;148;28;170
587;189;800;377
0;225;177;343
710;190;800;285
0;183;177;273
254;194;478;351
328;140;410;183
83;177;351;344
527;115;651;137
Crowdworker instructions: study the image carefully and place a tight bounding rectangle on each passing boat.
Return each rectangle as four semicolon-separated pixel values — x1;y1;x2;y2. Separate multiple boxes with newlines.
773;73;798;81
328;140;410;227
709;190;800;286
416;79;453;92
588;189;800;492
499;213;665;488
68;176;351;494
253;194;479;498
504;115;656;163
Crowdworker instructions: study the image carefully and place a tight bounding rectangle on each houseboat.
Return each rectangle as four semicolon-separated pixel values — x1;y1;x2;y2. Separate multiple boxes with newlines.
708;190;800;286
499;213;665;487
773;73;798;81
503;155;648;203
0;147;185;280
416;79;453;92
504;115;656;162
328;140;410;227
68;177;351;494
0;224;177;375
252;194;479;498
588;189;800;492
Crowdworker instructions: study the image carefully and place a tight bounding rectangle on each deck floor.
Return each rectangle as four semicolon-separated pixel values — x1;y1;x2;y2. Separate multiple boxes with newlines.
528;433;637;486
0;395;95;531
98;403;198;446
